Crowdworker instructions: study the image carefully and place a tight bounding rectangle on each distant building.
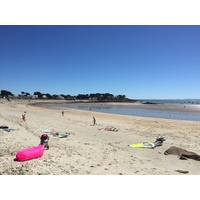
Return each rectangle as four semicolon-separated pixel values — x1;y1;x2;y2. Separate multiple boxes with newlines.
30;95;38;99
42;95;48;99
57;95;65;100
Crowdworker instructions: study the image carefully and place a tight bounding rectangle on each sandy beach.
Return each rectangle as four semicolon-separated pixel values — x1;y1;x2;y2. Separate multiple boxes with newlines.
1;99;200;175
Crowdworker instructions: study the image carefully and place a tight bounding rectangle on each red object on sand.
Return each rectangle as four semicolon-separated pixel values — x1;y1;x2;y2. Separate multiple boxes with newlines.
16;145;44;161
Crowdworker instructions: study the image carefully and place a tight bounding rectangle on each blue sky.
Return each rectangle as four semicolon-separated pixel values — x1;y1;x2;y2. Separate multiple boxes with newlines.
0;25;200;99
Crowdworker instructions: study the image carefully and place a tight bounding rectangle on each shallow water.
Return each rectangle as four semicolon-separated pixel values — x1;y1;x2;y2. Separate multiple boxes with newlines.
39;102;200;122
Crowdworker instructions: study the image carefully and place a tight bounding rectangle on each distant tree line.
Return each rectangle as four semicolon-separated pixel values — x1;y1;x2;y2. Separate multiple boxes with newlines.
0;90;134;102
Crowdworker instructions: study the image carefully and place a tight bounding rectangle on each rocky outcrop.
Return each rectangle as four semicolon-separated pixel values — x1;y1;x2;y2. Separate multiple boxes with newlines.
164;146;200;161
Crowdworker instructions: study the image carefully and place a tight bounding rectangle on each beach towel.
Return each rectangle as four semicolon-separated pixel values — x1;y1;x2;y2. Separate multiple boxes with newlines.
53;133;70;138
40;129;59;135
40;129;52;134
99;126;119;132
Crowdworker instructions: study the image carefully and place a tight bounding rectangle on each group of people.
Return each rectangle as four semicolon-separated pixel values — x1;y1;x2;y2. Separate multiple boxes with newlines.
39;116;97;149
35;110;97;150
21;110;50;149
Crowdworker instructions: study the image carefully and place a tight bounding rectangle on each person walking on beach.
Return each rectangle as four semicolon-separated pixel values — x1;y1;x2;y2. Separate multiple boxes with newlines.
22;114;26;121
62;111;64;116
93;117;97;126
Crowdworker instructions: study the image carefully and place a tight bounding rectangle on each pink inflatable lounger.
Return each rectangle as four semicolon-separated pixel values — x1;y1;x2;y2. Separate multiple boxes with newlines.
16;145;45;161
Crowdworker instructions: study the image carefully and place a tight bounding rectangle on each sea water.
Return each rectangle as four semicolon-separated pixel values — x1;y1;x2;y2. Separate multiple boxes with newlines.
138;99;200;105
65;103;200;121
41;99;200;122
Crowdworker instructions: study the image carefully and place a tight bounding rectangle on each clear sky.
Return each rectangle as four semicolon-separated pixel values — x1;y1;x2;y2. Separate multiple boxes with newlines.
1;25;200;99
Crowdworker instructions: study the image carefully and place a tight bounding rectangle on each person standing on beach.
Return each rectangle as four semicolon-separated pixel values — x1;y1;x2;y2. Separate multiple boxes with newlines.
62;111;64;116
93;117;97;126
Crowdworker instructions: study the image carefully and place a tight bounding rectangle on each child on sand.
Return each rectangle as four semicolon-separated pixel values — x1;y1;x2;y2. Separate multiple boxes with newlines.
40;133;50;150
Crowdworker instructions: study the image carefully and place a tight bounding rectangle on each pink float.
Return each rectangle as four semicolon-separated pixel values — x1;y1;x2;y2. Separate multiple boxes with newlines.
16;145;45;161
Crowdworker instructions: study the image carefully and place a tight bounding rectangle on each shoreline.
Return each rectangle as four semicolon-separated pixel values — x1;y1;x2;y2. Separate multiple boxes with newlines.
31;99;200;111
1;99;200;175
32;100;200;122
4;98;200;114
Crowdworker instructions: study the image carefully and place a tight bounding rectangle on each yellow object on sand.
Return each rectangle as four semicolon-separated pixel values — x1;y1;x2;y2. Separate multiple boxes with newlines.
130;142;155;148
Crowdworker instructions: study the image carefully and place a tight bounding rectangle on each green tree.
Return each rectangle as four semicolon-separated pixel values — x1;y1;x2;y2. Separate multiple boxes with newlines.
46;93;52;99
52;94;58;99
76;94;89;99
34;91;43;98
1;90;13;97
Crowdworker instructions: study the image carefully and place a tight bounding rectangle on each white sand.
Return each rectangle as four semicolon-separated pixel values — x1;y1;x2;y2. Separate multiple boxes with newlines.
1;99;200;175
